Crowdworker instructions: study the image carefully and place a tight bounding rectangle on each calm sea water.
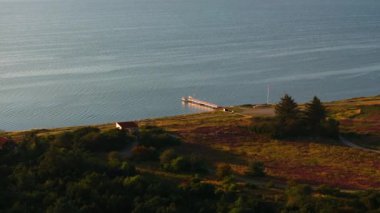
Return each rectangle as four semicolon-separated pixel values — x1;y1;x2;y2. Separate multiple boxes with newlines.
0;0;379;130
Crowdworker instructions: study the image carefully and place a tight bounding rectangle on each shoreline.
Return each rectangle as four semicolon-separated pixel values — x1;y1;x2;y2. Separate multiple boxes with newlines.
3;94;379;135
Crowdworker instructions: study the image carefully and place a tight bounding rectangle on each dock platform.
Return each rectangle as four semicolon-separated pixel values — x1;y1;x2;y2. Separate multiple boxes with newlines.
181;96;219;109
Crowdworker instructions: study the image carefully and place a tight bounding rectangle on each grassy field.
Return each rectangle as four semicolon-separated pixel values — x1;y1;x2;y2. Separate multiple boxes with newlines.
4;95;380;190
137;104;380;190
326;95;380;149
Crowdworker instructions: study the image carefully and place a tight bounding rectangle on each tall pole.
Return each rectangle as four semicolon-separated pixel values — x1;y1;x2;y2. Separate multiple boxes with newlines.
266;85;270;105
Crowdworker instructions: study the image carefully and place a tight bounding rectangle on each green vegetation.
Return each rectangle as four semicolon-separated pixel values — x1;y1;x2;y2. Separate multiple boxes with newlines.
159;149;206;173
248;95;339;140
139;126;181;149
331;100;380;149
216;163;233;179
0;128;273;212
274;94;303;138
245;161;266;177
131;145;158;161
273;94;339;139
1;95;379;212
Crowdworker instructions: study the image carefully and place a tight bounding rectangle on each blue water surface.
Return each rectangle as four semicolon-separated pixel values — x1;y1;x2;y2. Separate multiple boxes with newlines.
0;0;379;130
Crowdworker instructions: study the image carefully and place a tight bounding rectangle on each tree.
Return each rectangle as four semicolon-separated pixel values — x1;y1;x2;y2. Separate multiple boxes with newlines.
275;94;300;122
274;94;303;137
305;96;326;133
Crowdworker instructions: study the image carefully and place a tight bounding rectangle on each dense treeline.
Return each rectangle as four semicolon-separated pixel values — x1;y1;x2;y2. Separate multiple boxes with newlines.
0;127;273;212
1;120;380;212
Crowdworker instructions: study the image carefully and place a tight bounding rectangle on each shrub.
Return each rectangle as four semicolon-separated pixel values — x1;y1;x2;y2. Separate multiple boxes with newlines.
53;132;74;149
321;118;340;139
316;184;341;196
170;156;191;172
80;129;135;152
265;181;274;188
229;196;260;213
131;146;157;161
285;183;314;211
245;161;265;177
78;131;104;151
56;127;134;152
274;118;305;138
359;191;380;211
220;176;238;192
139;126;181;149
73;127;100;139
250;122;275;136
119;162;136;177
216;164;233;179
179;177;216;199
188;154;207;173
160;151;207;173
106;155;136;177
159;149;177;165
107;151;122;168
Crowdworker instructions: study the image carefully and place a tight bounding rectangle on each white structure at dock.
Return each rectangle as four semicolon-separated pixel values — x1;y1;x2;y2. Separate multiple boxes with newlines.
181;96;219;109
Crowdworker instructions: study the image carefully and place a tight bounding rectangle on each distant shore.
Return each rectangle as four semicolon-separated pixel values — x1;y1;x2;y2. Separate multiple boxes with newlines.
3;94;379;139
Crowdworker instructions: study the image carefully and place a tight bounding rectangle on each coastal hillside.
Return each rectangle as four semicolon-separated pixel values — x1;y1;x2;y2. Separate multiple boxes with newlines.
1;95;379;212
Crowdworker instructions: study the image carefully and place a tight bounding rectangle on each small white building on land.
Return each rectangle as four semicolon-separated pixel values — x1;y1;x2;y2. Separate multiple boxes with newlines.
115;121;138;132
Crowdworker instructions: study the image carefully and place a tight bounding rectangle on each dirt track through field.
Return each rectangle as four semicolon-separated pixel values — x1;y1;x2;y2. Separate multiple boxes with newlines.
339;136;380;154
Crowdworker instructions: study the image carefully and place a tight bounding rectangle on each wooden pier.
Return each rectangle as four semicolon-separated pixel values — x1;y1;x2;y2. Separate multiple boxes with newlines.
181;96;219;109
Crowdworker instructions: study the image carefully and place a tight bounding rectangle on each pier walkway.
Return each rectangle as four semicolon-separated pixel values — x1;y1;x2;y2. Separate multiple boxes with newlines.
181;96;219;109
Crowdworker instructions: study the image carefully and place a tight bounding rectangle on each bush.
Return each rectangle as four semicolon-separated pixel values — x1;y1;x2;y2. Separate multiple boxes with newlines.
53;132;74;149
102;129;134;150
139;126;181;149
284;183;314;212
131;146;157;161
160;151;206;173
216;164;233;179
179;177;216;199
188;154;208;173
54;127;134;152
159;149;177;165
170;156;191;172
359;191;380;211
250;122;275;136
119;162;136;177
321;118;340;139
78;131;104;151
316;184;341;196
107;151;122;168
229;196;260;213
73;127;100;140
245;161;265;177
274;118;305;138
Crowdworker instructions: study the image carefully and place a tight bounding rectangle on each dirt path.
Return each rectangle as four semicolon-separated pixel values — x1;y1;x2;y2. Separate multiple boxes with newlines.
339;136;380;154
